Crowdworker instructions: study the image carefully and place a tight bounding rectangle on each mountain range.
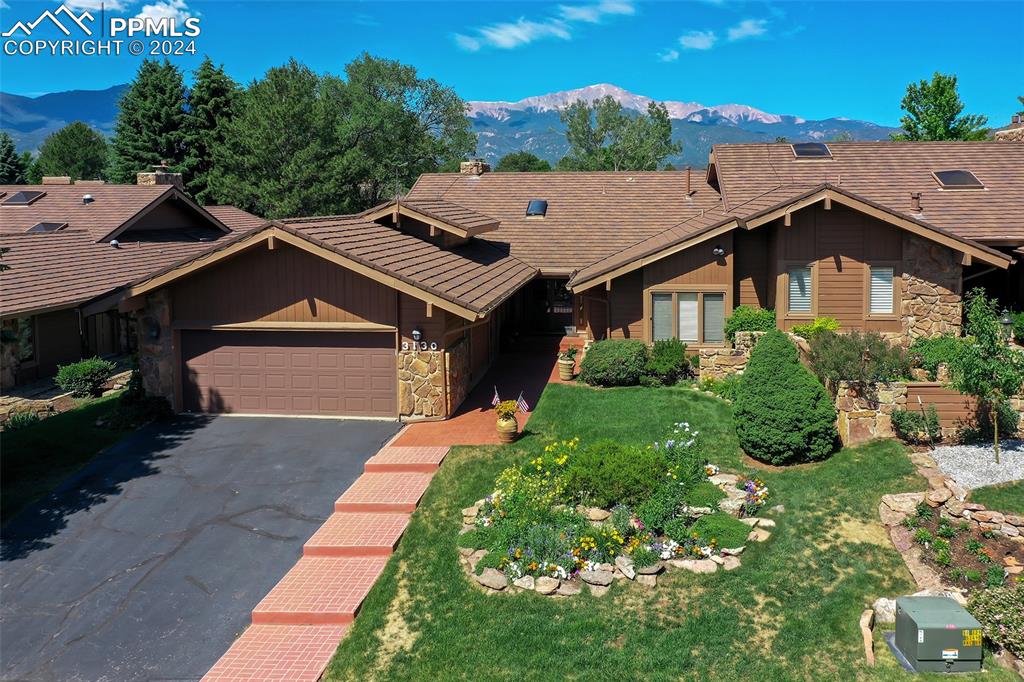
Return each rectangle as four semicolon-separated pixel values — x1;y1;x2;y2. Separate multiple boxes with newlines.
1;82;899;167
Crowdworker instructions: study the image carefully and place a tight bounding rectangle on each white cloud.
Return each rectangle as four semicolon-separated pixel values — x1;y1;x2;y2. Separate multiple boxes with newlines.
657;48;679;62
352;13;379;28
63;0;128;10
136;0;195;22
727;18;768;41
0;0;10;9
558;0;635;24
455;0;634;51
679;30;716;50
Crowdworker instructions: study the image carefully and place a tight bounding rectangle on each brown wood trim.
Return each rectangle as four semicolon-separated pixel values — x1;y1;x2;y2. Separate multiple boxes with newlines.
642;286;731;346
171;320;398;332
362;204;498;239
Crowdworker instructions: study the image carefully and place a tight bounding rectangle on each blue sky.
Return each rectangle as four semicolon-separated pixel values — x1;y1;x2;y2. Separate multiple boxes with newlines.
1;0;1021;125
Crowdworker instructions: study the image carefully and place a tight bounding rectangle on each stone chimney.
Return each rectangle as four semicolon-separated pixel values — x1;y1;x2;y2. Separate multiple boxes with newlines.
41;176;72;185
459;159;490;176
136;162;184;189
994;114;1024;142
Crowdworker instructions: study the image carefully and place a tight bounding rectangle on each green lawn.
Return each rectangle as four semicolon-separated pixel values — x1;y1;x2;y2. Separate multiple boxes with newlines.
325;383;1016;681
1;392;129;524
969;480;1024;514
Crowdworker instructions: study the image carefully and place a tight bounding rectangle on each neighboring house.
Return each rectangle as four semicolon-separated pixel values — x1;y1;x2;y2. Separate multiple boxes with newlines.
0;170;263;389
6;142;1020;421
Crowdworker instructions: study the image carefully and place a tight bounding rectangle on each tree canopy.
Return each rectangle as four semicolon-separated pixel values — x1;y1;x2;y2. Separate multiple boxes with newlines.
34;122;108;181
0;132;28;184
108;59;188;183
495;151;551;172
557;96;680;171
892;72;988;141
182;57;239;205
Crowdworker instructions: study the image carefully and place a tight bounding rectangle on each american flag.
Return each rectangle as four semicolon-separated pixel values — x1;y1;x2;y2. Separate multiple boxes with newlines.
516;391;530;413
491;386;500;407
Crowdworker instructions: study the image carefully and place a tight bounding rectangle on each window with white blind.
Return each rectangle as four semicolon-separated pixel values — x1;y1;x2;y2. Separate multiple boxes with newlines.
650;291;726;345
869;266;895;314
787;266;812;313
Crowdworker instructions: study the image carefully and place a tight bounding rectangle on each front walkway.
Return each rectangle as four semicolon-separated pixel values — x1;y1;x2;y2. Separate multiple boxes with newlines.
393;336;582;447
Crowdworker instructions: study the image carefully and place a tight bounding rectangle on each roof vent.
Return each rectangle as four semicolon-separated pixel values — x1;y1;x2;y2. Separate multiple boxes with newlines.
932;169;984;190
526;199;548;218
82;194;94;204
110;239;120;248
791;142;832;159
910;192;922;212
26;221;67;233
2;190;46;206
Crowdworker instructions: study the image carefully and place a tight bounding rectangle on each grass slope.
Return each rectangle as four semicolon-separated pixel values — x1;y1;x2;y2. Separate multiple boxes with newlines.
325;383;1017;681
969;480;1024;515
1;392;128;524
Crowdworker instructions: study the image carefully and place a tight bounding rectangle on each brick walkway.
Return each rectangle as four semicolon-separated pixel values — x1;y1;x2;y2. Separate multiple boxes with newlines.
202;444;448;681
393;336;582;447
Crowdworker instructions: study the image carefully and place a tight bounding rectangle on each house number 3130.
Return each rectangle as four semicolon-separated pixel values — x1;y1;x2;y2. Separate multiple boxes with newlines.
402;341;437;351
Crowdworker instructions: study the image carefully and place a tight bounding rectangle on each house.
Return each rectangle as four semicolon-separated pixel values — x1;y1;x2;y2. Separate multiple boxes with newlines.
0;169;263;389
4;142;1020;421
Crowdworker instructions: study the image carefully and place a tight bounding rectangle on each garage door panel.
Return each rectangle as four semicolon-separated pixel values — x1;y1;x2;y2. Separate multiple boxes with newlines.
182;331;396;418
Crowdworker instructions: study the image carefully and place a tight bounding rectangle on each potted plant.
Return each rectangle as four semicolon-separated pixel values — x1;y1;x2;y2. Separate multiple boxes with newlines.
495;399;519;443
557;347;578;381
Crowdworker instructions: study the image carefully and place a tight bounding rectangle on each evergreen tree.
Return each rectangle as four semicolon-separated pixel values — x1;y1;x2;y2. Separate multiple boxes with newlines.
892;72;988;141
0;132;28;183
34;122;108;181
108;59;188;183
495;151;551;172
182;57;239;204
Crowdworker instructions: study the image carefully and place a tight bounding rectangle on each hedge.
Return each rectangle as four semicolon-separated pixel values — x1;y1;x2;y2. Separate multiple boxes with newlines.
579;339;649;387
55;357;117;397
724;306;775;342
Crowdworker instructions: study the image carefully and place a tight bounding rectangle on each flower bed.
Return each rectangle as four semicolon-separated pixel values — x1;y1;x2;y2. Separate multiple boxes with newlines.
457;422;776;595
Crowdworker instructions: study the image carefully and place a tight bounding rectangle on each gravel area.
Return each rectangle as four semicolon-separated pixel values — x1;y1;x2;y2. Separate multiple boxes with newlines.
930;440;1024;489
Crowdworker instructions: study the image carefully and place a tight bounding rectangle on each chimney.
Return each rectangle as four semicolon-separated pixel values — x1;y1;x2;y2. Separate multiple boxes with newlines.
136;161;183;190
910;192;922;212
41;176;72;185
459;159;490;176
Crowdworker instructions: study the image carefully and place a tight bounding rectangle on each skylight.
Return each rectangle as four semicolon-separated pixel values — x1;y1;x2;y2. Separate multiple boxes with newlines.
26;221;67;233
3;190;47;206
526;199;548;218
932;169;984;190
791;142;832;159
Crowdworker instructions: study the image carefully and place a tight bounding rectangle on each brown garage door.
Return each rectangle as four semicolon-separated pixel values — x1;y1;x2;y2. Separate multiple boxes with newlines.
181;331;396;418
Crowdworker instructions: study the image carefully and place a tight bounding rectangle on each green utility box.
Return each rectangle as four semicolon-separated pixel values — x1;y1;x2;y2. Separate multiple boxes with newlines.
894;596;983;673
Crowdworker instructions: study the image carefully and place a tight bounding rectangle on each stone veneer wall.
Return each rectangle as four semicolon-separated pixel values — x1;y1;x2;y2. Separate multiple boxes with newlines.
398;350;446;418
698;331;764;379
138;289;175;404
445;336;470;416
900;233;962;342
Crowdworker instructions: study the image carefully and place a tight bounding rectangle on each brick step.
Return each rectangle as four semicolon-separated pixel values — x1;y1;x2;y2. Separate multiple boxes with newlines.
202;624;349;682
364;446;449;473
303;512;410;557
334;472;433;513
252;556;388;625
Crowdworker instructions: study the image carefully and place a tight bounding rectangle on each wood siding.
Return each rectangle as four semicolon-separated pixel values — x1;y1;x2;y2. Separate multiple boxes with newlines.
734;229;770;308
775;204;903;333
171;243;398;327
34;309;82;378
607;270;644;339
906;383;978;430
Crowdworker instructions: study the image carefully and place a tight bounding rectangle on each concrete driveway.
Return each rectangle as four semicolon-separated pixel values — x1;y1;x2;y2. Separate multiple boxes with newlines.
1;415;400;682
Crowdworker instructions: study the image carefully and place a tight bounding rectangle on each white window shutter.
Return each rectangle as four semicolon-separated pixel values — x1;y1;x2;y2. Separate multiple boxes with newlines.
870;266;894;314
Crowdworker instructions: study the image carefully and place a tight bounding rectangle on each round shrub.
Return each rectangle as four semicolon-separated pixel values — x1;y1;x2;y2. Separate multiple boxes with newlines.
645;338;688;385
579;339;649;387
734;330;837;464
968;586;1023;658
55;357;117;397
564;440;667;508
724;305;776;341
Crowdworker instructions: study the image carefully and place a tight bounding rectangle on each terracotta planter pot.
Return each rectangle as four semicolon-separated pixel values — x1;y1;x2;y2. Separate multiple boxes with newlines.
496;416;519;443
557;358;575;381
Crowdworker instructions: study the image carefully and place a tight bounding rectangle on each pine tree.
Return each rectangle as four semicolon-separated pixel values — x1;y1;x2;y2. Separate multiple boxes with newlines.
34;122;108;181
182;57;238;204
0;132;28;183
108;59;188;183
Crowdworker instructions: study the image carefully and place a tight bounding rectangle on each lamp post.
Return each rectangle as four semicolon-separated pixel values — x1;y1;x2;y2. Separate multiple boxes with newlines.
999;309;1013;341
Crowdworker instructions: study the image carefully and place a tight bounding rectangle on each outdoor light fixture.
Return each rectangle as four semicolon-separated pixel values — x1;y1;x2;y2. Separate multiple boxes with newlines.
411;328;423;342
712;245;726;257
1000;309;1013;339
144;317;160;341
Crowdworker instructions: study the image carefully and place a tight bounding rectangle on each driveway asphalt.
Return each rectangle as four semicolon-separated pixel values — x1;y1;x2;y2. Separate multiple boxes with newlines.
0;415;400;682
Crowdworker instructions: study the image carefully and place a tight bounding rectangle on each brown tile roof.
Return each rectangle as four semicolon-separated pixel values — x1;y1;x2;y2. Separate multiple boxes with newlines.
710;142;1024;243
407;171;722;275
0;185;262;316
279;216;535;315
397;198;500;234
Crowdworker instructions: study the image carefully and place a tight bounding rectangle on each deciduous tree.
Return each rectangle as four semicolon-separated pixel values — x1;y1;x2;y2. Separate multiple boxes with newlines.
557;97;680;171
892;73;988;141
495;151;551;172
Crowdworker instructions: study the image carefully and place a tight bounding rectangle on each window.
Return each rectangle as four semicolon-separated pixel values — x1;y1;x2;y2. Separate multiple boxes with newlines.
2;190;46;206
869;266;895;314
526;200;548;217
650;291;726;345
787;266;812;313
